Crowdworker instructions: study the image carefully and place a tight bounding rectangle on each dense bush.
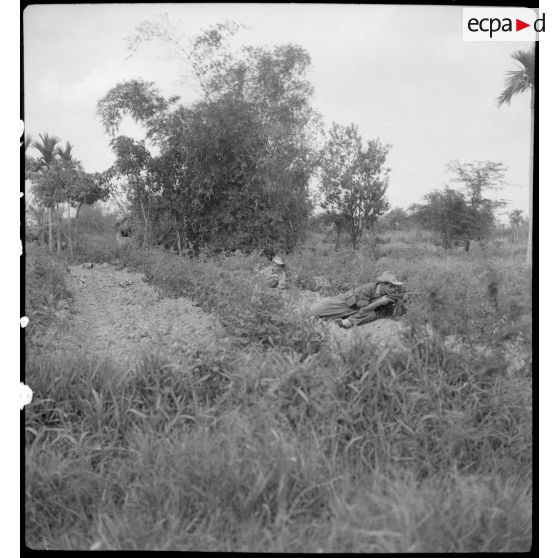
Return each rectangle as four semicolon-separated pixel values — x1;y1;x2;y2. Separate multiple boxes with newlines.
97;24;320;255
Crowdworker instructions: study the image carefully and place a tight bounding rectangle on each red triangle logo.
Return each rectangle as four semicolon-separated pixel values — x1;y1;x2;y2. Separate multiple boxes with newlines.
516;19;530;32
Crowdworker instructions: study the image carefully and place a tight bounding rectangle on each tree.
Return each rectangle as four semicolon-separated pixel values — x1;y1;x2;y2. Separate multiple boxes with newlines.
33;159;75;254
379;207;410;232
32;133;60;252
24;134;47;244
97;21;320;254
447;160;506;209
320;123;390;250
411;188;480;249
55;141;77;253
24;135;37;174
28;136;110;254
55;141;75;163
509;209;525;245
447;160;507;241
108;136;155;246
496;45;535;264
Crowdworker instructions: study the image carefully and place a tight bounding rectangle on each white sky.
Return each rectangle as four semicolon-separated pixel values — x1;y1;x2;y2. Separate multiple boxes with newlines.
24;3;534;217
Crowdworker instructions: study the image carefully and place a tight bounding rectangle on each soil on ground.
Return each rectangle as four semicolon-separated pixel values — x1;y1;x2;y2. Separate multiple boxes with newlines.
38;263;227;369
37;264;527;375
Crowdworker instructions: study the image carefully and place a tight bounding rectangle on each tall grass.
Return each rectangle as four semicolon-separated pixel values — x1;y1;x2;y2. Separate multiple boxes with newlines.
26;332;531;550
25;229;532;551
25;242;72;343
112;247;326;355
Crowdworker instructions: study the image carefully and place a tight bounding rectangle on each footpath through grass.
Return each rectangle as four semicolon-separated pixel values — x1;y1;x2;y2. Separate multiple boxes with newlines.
25;238;532;551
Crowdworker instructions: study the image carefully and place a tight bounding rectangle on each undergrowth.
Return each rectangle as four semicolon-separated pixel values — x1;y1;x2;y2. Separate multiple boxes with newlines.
25;334;532;551
25;242;72;342
25;231;532;551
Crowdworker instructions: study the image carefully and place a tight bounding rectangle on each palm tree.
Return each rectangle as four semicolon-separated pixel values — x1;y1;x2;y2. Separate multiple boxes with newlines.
32;133;60;168
56;141;74;163
496;45;535;264
55;141;77;254
23;134;33;153
24;135;36;173
32;133;61;252
509;209;524;245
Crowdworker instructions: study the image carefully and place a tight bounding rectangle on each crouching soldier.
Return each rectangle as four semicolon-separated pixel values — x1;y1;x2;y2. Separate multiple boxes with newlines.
259;255;288;290
308;272;405;328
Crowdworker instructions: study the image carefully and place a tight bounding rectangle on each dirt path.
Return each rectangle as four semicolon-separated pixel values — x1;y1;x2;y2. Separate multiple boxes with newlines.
41;264;408;369
38;264;526;375
42;263;227;368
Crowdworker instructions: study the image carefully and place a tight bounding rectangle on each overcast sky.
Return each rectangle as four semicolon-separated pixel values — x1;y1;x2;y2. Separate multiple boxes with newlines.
24;3;534;217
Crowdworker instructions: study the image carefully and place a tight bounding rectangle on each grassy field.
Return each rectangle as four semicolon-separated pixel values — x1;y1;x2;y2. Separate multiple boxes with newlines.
24;229;532;551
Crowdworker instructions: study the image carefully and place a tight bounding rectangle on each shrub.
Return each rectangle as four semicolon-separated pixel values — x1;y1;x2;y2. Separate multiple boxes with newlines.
115;248;325;355
25;242;71;340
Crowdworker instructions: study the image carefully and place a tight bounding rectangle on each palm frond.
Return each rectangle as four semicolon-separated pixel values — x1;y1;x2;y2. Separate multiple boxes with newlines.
510;45;535;78
32;133;61;166
56;141;74;162
496;45;535;108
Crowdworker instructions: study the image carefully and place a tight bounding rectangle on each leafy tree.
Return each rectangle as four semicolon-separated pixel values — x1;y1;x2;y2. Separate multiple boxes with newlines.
379;207;410;232
68;170;111;252
447;160;507;241
497;45;535;264
97;21;319;253
28;135;110;254
320;123;390;249
96;79;176;138
411;188;481;249
32;159;109;255
108;136;155;246
447;160;506;209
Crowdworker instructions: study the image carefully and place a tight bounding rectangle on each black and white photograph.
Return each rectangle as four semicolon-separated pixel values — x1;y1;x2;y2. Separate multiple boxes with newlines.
22;2;537;552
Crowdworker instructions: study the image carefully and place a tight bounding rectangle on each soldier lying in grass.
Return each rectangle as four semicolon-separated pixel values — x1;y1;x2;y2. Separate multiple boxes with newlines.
308;272;408;328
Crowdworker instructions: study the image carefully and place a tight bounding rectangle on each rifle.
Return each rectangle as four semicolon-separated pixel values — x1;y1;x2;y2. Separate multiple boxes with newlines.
386;292;419;302
377;292;419;317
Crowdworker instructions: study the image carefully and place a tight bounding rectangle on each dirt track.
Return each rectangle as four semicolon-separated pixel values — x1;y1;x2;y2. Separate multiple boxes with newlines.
37;262;528;375
39;263;410;368
42;264;226;368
